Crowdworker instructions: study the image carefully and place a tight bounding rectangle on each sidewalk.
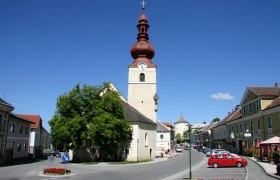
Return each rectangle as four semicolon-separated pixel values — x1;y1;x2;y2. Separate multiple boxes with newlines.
248;157;280;179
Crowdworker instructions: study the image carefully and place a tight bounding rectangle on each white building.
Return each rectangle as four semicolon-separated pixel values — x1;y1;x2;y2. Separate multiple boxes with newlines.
156;121;170;156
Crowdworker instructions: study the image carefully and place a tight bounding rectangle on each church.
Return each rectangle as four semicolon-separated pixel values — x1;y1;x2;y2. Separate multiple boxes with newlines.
110;2;159;161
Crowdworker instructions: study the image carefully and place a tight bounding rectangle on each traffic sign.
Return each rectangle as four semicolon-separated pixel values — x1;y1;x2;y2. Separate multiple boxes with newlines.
62;153;70;163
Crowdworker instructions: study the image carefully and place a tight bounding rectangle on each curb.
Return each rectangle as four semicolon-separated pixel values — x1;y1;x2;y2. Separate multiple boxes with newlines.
248;158;280;179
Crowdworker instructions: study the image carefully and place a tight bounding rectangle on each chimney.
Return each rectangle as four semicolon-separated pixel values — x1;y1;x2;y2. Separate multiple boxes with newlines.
235;105;240;111
275;82;279;88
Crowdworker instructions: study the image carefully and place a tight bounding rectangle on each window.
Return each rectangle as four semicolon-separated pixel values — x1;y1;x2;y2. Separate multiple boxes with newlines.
20;126;23;134
244;123;247;132
17;143;21;152
140;73;145;82
242;106;246;116
249;103;253;113
257;119;261;130
240;124;243;132
267;117;272;132
23;143;27;151
145;132;148;146
250;121;254;135
25;127;29;134
236;125;238;133
160;134;164;139
217;155;224;159
226;155;232;159
0;114;2;127
256;100;260;111
10;124;15;133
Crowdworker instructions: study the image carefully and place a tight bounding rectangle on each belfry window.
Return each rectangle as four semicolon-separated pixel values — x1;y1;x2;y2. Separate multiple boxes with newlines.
140;73;145;82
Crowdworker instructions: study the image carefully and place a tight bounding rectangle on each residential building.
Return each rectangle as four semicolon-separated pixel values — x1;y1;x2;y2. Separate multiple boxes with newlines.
18;114;42;158
195;122;218;148
212;106;241;151
227;83;280;155
5;113;34;162
161;122;175;148
0;98;14;164
156;121;170;156
41;127;51;150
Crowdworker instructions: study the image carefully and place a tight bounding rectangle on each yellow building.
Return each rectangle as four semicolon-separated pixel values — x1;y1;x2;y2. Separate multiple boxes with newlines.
227;83;280;155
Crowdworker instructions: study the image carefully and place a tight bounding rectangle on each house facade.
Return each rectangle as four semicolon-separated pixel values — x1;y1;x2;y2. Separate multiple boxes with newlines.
5;113;34;162
18;114;42;158
156;121;170;156
0;98;14;164
227;84;280;155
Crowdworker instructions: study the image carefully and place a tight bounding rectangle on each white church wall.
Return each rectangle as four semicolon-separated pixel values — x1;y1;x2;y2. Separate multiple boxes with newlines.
156;132;170;156
175;123;189;137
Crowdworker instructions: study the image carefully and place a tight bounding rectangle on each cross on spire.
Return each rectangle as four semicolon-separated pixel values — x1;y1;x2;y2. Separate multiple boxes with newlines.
141;0;146;9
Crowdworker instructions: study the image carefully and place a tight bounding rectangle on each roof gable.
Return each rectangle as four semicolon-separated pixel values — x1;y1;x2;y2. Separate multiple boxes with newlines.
157;121;170;132
240;86;280;105
17;114;42;129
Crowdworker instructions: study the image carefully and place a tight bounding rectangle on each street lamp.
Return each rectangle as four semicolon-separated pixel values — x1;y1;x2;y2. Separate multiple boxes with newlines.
188;124;192;179
244;129;251;148
208;130;212;155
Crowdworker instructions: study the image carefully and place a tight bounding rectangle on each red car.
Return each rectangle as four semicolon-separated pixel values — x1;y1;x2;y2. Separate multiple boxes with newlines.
208;153;247;168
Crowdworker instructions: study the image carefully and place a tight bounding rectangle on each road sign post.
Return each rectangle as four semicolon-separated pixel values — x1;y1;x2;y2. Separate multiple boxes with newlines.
62;152;70;174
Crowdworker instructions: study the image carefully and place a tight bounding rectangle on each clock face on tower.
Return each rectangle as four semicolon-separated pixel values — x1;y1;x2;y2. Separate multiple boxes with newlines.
137;63;147;71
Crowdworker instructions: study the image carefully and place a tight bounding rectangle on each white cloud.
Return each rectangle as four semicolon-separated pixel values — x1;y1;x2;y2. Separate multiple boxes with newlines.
210;92;234;100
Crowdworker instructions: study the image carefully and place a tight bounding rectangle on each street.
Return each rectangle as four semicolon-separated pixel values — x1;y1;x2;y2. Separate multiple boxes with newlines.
0;150;277;180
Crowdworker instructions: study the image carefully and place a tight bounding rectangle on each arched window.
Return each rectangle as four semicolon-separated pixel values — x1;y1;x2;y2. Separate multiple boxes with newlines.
140;73;145;82
145;132;148;146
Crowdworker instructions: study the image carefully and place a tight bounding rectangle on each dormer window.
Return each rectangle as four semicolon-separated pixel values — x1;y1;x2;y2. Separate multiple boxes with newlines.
140;73;145;82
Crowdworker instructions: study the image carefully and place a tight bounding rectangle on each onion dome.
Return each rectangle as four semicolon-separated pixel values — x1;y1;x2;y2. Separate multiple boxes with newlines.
130;7;155;60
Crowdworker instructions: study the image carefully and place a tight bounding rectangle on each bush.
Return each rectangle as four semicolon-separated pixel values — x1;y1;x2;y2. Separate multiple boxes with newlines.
43;168;71;175
245;147;253;157
273;151;279;163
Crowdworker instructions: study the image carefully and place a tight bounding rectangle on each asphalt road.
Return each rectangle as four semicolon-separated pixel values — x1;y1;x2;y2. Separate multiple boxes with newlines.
0;150;204;180
0;150;275;180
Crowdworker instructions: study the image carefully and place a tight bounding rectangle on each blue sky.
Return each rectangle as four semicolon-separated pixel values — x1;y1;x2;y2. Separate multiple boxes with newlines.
1;0;280;132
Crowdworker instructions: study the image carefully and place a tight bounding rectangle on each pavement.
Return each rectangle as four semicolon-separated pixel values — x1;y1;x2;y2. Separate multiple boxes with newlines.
248;157;280;179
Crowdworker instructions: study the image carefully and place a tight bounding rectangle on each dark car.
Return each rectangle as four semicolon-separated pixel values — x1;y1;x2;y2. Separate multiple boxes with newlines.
208;153;247;168
55;151;61;158
197;146;203;151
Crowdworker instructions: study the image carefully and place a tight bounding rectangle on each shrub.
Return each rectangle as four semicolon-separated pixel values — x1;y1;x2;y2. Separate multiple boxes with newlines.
43;168;71;175
246;147;253;157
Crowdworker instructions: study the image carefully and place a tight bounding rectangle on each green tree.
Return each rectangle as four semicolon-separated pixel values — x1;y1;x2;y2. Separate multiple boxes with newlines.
175;133;182;144
183;130;190;143
49;83;132;161
211;117;221;124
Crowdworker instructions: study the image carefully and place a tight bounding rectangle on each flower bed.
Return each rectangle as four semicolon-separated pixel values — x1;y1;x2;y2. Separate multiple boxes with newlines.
43;168;71;175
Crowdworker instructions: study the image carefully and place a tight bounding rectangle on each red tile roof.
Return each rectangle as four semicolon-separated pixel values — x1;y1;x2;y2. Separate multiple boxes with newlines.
17;114;42;129
162;123;174;128
249;87;280;97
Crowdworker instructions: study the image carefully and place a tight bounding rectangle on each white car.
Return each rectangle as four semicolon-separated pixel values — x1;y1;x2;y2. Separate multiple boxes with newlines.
175;146;183;152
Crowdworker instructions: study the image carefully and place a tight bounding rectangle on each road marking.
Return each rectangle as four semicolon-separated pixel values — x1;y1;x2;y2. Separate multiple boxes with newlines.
160;156;208;180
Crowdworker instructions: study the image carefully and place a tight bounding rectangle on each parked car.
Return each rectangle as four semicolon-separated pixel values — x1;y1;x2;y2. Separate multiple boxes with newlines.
206;149;212;157
197;145;203;152
184;145;189;150
175;146;183;152
211;149;225;155
208;153;247;168
55;151;61;158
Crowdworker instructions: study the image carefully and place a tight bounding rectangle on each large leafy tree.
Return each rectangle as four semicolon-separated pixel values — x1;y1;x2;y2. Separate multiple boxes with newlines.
49;83;132;161
175;133;182;144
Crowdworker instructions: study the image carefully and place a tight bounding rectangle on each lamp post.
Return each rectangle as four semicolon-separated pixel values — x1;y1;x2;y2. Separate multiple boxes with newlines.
188;124;192;179
208;130;212;155
244;129;251;149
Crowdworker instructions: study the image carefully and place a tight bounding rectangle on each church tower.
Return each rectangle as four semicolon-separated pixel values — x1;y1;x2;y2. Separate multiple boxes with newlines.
128;2;158;123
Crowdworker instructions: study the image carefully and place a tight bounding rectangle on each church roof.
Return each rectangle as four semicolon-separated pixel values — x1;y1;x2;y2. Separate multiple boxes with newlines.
122;101;157;125
175;114;189;124
157;121;170;132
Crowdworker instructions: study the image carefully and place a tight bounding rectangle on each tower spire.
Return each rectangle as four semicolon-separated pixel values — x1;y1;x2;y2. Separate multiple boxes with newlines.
130;1;155;65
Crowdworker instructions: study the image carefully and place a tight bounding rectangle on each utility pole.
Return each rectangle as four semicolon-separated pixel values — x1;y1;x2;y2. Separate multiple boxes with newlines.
189;124;192;179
